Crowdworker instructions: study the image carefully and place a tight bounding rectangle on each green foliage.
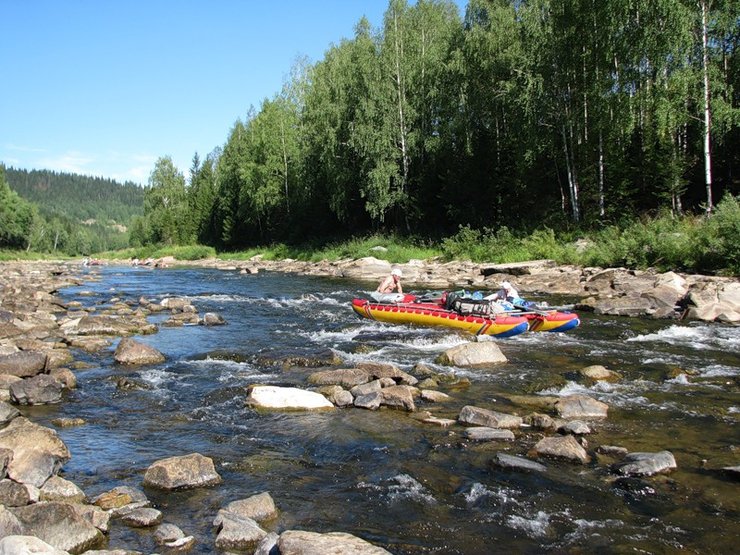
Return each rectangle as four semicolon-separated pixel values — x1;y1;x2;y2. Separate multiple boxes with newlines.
692;194;740;274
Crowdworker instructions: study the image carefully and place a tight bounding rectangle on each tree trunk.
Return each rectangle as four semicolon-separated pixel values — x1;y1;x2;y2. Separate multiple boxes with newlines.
700;0;714;214
598;130;605;218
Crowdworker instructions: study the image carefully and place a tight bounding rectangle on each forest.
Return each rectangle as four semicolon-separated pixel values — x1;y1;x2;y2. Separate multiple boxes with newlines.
131;0;738;251
2;0;738;272
0;167;143;255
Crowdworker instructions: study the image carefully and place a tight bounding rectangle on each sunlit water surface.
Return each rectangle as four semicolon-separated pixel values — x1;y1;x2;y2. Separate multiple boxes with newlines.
25;267;739;554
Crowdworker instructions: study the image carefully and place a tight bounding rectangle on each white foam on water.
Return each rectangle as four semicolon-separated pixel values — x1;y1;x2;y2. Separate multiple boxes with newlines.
463;483;524;509
385;473;437;505
186;293;252;303
138;368;180;387
699;364;739;377
626;324;740;352
728;406;739;413
506;511;551;538
537;380;656;410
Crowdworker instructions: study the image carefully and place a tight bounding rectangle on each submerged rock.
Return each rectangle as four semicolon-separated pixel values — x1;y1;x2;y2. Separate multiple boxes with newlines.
458;405;522;429
464;427;515;441
492;453;547;473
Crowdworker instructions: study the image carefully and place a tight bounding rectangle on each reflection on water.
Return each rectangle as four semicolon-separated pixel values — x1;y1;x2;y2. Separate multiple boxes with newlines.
27;267;740;553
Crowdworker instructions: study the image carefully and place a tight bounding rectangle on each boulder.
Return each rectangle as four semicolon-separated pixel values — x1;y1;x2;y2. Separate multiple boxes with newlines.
9;374;64;405
349;380;382;397
160;297;191;311
0;375;22;402
200;312;226;326
458;405;522;429
531;435;590;464
353;391;383;410
613;451;677;476
379;385;417;411
246;385;334;410
437;342;507;367
39;476;86;503
308;368;371;388
0;535;70;555
593;296;654;317
0;479;33;507
554;395;609;419
317;386;354;407
0;351;47;378
557;420;592;435
0;401;20;427
10;501;104;553
522;413;556;430
0;506;24;538
255;532;280;555
214;512;267;552
355;361;418;386
91;485;149;514
120;507;163;527
113;338;165;365
154;522;186;545
420;390;450;403
277;530;392;555
48;368;76;389
0;417;71;487
74;315;145;336
214;492;278;525
142;452;222;490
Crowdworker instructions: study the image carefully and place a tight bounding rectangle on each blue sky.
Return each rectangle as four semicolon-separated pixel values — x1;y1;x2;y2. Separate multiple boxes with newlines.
2;0;466;185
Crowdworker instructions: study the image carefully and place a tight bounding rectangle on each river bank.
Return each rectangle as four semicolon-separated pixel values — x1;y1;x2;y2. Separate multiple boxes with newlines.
0;259;738;553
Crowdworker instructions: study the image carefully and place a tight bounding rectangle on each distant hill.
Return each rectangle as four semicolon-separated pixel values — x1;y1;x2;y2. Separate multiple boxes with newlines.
4;167;144;226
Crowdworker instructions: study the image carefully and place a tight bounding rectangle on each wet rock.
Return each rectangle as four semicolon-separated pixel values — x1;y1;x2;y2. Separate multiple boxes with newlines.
411;362;437;378
579;365;622;382
277;530;392;554
350;379;382;397
0;351;47;378
0;505;24;537
257;349;343;368
10;374;64;405
0;479;32;506
51;417;86;428
307;368;371;388
0;535;70;555
531;435;590;464
492;453;547;473
113;338;165;365
379;385;417;411
464;427;515;441
437;342;507;367
160;297;191;311
721;465;740;479
39;476;86;503
74;314;149;336
255;532;280;555
613;450;677;476
64;337;112;353
593;296;654;317
0;401;20;427
115;377;151;391
163;312;200;326
316;385;354;407
120;507;163;527
92;486;149;513
355;361;418;386
417;414;456;427
0;417;71;487
503;394;559;411
214;512;267;552
458;405;522;429
142;452;222;490
596;445;629;458
522;412;556;430
354;391;382;410
557;420;592;435
10;501;104;553
420;390;450;402
214;492;278;525
200;312;226;326
44;349;74;370
0;375;22;402
246;385;334;410
72;504;110;534
554;395;609;419
154;522;186;544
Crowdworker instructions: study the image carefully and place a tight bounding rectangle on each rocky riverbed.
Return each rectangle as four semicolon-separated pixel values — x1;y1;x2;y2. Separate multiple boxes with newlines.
0;258;737;554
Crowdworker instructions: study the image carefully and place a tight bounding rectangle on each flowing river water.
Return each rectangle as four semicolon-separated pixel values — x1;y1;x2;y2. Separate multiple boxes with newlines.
25;266;740;553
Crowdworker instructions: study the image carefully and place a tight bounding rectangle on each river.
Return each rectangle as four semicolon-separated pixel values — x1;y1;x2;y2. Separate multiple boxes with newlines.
26;266;740;553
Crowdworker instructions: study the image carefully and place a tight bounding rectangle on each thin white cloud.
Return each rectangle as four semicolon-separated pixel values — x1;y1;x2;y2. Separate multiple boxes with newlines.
38;151;95;175
3;143;48;153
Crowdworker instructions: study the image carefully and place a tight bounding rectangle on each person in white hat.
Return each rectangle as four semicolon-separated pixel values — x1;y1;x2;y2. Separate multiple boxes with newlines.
377;267;403;294
485;280;519;302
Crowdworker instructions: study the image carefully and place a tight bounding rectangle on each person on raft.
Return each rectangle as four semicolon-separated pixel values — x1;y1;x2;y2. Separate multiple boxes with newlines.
485;280;524;304
377;268;403;294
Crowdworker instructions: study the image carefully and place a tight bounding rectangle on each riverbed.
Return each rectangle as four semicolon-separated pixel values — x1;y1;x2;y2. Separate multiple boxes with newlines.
26;266;740;553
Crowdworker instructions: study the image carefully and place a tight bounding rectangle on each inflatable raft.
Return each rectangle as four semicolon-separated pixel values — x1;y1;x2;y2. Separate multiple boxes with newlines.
351;294;579;337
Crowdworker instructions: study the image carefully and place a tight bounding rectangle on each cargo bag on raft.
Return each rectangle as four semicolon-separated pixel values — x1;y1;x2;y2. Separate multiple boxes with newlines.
444;292;505;317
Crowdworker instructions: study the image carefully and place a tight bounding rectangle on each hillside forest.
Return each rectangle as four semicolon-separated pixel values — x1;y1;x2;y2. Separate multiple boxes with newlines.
1;0;738;272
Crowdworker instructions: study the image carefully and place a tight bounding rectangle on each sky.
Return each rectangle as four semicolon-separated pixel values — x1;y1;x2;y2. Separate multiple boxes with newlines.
2;0;467;185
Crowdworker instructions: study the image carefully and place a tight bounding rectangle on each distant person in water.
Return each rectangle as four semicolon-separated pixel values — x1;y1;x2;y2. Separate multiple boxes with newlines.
377;268;403;294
